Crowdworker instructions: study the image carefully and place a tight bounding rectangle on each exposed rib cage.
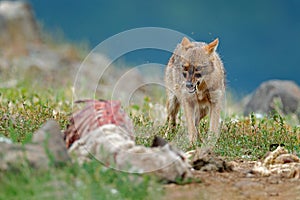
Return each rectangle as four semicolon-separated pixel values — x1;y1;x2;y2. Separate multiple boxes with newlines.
64;99;134;148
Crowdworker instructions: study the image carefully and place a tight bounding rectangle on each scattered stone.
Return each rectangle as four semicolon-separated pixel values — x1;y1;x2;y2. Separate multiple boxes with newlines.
0;120;70;171
0;142;48;170
32;119;70;166
191;147;233;172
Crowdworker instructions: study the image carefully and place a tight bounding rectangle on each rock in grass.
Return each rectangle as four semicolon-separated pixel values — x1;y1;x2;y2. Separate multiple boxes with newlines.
0;120;70;171
244;80;300;116
0;143;49;170
32;119;70;165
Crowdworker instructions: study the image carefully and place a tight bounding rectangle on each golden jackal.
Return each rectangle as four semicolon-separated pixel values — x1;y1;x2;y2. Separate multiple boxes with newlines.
165;37;225;147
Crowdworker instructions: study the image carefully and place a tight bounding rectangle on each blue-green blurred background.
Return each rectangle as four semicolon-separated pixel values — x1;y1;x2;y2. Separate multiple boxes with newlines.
28;0;300;94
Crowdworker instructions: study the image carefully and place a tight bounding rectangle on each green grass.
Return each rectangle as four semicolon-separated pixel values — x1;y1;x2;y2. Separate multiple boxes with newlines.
0;83;162;199
0;160;162;200
131;98;300;159
0;83;71;143
216;113;300;159
0;82;299;199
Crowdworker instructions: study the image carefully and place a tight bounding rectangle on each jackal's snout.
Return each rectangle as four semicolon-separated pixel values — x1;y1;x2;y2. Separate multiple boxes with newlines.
186;81;193;89
185;81;197;93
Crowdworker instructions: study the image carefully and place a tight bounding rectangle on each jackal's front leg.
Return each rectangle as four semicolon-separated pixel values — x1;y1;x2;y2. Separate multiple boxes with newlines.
206;102;221;147
183;101;198;145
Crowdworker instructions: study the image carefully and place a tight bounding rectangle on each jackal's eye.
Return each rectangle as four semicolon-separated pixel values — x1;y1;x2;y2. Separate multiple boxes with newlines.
194;73;202;78
182;64;189;71
182;72;187;78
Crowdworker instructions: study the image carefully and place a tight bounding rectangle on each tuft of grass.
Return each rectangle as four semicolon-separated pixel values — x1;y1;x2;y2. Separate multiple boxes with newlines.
0;84;71;143
216;112;300;159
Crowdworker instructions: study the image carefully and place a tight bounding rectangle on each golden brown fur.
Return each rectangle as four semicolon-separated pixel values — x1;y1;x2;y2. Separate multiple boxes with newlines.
165;37;225;147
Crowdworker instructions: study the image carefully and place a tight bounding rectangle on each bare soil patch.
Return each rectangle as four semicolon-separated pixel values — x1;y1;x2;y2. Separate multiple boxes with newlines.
164;161;300;200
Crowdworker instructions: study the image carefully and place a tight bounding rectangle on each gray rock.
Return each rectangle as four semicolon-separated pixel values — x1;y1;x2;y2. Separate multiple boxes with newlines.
0;142;47;170
244;80;300;116
191;147;233;172
0;120;70;171
32;119;70;165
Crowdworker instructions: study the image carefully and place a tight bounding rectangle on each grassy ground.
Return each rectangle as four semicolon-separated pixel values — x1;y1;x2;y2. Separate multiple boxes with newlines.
0;82;162;199
0;81;299;199
0;158;161;200
132;97;300;159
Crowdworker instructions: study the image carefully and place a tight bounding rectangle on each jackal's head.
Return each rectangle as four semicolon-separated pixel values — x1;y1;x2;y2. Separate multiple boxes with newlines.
179;37;219;93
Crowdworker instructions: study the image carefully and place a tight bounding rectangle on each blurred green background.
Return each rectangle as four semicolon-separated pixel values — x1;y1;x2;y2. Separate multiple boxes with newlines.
28;0;300;94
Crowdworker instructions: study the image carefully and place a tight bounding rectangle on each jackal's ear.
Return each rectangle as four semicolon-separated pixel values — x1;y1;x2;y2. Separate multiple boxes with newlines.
181;37;193;49
205;38;219;54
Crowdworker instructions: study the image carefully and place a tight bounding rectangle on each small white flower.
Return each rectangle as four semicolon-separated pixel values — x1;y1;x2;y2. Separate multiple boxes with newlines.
254;113;263;119
230;118;239;123
110;188;118;194
148;102;153;108
53;110;58;116
33;96;40;103
241;155;252;159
